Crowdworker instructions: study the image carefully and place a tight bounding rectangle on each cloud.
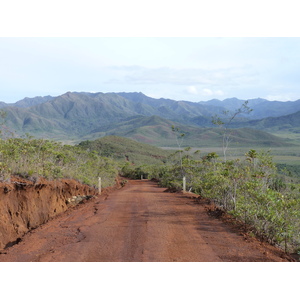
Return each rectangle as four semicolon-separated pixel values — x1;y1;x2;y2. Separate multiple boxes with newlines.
105;65;224;85
105;65;259;90
215;90;225;96
102;64;274;101
186;86;198;95
201;88;224;97
265;93;294;101
202;88;213;96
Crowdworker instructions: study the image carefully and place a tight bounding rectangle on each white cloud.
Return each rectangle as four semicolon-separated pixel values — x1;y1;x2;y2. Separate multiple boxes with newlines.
265;94;294;101
186;86;198;95
106;66;209;85
2;37;300;102
202;88;213;96
201;88;224;97
105;65;250;87
215;90;225;96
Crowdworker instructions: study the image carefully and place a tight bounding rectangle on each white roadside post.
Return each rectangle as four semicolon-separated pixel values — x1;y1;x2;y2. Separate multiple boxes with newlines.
98;177;102;195
183;176;186;192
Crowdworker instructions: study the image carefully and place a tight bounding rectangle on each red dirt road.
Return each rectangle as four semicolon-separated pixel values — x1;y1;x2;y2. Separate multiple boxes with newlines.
0;180;293;262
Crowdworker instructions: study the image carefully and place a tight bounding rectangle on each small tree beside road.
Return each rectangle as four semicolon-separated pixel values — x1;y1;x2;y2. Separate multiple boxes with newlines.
212;101;253;161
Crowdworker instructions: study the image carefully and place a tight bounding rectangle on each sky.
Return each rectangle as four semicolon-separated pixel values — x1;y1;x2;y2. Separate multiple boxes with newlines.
0;1;299;103
2;36;300;103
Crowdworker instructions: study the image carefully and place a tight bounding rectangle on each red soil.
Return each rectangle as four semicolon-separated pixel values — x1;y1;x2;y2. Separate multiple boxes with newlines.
0;179;295;262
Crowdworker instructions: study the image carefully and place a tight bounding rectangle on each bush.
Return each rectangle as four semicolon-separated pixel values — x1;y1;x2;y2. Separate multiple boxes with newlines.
0;138;118;188
151;149;300;253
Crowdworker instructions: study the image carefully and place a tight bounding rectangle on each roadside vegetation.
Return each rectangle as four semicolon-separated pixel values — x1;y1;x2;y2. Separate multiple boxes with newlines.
122;147;300;254
0;134;170;188
0;132;299;255
0;137;118;188
120;104;300;255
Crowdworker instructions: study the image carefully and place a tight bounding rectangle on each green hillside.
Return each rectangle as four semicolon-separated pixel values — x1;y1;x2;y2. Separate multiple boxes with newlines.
78;135;172;165
0;91;299;148
81;115;293;148
232;110;300;145
244;110;300;131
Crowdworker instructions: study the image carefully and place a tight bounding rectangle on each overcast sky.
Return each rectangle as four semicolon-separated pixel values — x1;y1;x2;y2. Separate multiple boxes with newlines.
1;2;300;103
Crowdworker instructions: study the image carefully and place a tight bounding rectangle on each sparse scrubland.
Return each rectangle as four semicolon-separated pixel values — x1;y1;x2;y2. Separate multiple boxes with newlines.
122;147;300;254
1;92;300;257
0;137;118;188
1;134;300;255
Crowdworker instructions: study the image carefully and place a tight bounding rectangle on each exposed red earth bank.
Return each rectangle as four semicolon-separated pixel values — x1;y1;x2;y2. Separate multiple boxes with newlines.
0;176;98;250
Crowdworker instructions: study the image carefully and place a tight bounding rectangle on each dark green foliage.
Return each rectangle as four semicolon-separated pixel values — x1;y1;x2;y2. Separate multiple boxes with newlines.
277;164;300;179
120;163;150;180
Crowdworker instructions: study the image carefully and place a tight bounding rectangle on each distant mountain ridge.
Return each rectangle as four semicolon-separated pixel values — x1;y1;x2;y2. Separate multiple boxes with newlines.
236;110;300;133
198;97;300;120
14;95;55;108
4;91;300;119
0;91;299;146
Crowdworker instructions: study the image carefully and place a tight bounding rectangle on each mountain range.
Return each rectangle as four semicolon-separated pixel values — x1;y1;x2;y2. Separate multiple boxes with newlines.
1;91;300;147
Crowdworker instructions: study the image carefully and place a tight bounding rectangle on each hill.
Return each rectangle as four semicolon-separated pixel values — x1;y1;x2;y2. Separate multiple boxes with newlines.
0;92;220;141
203;97;300;120
13;95;54;108
0;91;299;147
237;110;300;132
81;115;294;148
78;135;171;165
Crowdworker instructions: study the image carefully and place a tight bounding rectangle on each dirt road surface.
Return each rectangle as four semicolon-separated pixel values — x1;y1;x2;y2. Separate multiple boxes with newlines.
0;180;293;262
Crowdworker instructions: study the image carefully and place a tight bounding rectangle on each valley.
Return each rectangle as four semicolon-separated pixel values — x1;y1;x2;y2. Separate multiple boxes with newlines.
2;90;300;173
0;91;300;260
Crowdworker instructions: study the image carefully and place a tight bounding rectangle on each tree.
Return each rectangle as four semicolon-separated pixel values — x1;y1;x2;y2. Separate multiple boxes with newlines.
212;101;253;161
245;149;258;165
171;125;185;174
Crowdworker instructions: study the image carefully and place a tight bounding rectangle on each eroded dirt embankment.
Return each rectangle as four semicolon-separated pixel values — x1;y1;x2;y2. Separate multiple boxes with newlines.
0;176;98;250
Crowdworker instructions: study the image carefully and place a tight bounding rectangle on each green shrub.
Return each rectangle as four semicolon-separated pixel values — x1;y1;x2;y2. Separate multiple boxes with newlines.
151;149;300;253
0;138;118;188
